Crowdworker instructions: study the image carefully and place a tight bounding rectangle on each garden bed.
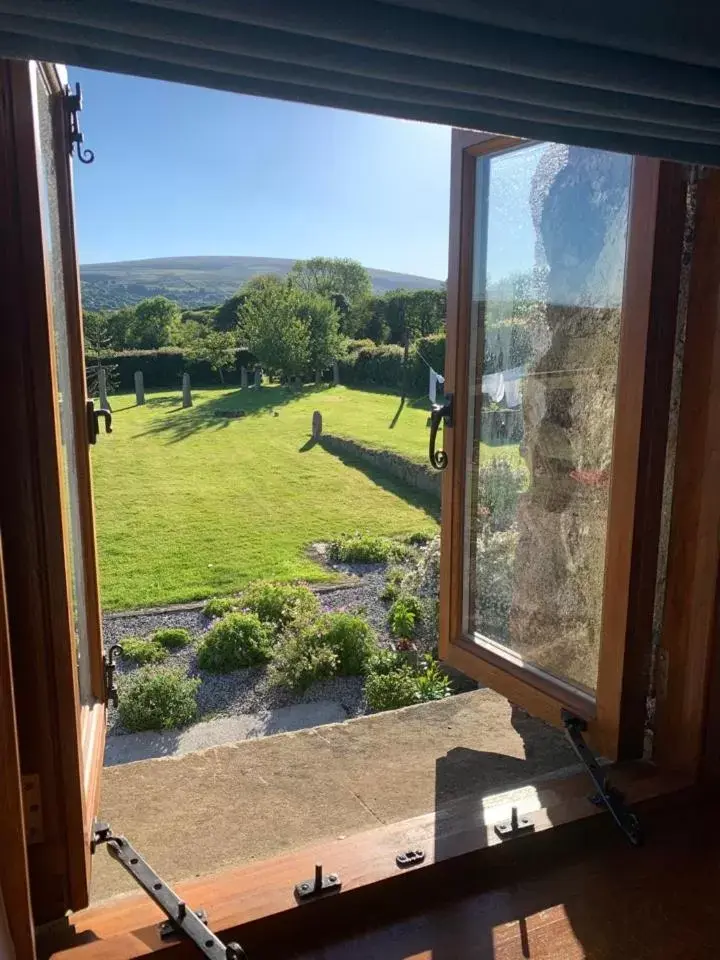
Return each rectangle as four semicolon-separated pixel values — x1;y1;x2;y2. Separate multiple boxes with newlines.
103;535;454;763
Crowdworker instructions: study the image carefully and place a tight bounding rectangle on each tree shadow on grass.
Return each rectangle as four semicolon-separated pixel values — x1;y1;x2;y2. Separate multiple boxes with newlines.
319;441;440;521
134;385;332;444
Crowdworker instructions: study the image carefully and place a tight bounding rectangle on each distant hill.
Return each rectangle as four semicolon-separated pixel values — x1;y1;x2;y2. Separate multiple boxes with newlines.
80;256;444;310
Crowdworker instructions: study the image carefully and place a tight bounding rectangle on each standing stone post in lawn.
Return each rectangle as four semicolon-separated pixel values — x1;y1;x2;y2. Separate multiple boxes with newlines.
98;366;111;411
332;361;340;386
240;365;248;389
182;372;193;408
134;370;145;406
312;410;323;440
254;367;262;388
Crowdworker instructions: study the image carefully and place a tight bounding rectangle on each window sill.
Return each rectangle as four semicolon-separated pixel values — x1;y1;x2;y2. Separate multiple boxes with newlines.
57;762;692;960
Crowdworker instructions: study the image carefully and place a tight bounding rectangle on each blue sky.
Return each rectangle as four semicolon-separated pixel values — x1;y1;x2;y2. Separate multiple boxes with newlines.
68;68;453;280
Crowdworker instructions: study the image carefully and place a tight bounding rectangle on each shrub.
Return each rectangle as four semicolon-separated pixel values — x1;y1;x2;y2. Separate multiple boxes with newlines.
366;648;406;676
328;532;409;564
202;597;239;619
118;666;200;732
388;595;422;639
365;667;418;711
196;613;275;672
405;531;432;546
120;637;167;665
414;655;453;701
241;582;319;629
152;627;191;649
310;612;378;675
380;566;405;604
269;632;339;692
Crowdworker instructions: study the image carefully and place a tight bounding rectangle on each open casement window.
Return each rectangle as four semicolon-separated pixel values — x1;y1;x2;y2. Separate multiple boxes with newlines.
439;131;683;761
2;59;107;914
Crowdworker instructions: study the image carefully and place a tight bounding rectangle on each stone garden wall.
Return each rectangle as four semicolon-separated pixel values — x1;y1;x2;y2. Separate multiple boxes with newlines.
319;434;441;500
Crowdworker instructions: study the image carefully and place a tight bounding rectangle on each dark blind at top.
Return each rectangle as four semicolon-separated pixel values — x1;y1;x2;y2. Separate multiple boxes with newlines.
0;0;719;164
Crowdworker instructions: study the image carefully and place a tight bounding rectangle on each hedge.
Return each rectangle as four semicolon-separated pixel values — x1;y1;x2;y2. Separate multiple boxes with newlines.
88;347;256;392
340;334;446;394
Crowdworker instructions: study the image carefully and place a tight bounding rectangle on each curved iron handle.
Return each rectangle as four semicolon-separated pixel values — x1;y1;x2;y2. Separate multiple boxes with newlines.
86;400;113;444
429;395;453;470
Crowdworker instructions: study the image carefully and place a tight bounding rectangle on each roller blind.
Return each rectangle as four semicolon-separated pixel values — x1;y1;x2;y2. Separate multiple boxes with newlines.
0;0;719;164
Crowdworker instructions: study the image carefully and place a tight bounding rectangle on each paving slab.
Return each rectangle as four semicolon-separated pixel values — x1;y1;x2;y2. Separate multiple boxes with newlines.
104;701;349;765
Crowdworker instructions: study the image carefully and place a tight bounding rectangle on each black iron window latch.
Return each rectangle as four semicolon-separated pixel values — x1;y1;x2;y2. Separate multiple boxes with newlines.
429;394;453;470
562;711;642;846
92;822;247;958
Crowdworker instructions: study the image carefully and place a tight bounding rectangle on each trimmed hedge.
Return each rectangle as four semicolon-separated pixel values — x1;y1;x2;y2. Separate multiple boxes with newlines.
89;347;257;392
340;334;445;394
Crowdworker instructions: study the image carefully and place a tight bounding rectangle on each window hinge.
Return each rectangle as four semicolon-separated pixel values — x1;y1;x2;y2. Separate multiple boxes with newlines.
21;774;44;844
64;81;95;164
561;711;642;847
103;644;121;708
92;822;246;959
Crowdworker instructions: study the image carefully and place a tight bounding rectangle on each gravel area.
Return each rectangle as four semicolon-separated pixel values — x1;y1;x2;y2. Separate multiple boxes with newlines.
103;557;406;739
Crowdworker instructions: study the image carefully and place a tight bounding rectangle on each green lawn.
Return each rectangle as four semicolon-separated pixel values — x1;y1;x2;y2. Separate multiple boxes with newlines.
92;384;443;610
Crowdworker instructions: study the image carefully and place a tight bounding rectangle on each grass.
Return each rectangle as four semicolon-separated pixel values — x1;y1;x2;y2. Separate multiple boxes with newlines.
316;386;524;468
93;384;449;610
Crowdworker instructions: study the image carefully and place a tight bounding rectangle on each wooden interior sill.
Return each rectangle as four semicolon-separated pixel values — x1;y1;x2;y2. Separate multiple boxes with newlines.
53;762;691;960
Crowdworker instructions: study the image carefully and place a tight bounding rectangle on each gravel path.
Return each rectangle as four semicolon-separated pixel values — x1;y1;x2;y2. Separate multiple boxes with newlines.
103;560;402;739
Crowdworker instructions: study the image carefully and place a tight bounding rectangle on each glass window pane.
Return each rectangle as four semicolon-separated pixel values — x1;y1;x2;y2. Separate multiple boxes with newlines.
36;71;93;703
463;142;633;693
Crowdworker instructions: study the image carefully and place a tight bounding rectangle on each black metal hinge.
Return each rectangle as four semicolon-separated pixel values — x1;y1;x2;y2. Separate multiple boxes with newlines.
92;822;246;959
561;711;642;846
103;644;121;708
64;81;94;164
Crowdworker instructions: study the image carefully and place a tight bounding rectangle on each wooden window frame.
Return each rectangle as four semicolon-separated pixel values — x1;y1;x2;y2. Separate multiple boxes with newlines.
0;58;106;924
439;131;687;760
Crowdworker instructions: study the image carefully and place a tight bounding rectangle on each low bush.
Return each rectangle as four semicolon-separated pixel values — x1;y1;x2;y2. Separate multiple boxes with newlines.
414;655;453;701
152;627;191;649
241;582;319;629
196;613;275;672
269;632;339;692
388;595;422;639
202;597;239;619
365;667;418;711
118;666;200;732
380;566;405;603
120;637;168;665
310;612;378;675
403;531;433;546
328;532;409;564
364;652;452;712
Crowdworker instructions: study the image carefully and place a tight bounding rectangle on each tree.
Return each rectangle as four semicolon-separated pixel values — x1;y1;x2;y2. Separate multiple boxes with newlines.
214;275;285;332
130;296;181;348
241;282;310;381
104;306;135;350
290;257;372;334
184;330;238;384
296;291;343;378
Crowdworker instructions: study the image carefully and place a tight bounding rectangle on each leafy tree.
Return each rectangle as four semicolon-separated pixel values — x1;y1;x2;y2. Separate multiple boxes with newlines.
214;275;285;332
290;257;372;334
241;282;310;381
184;329;238;384
104;306;135;350
296;291;344;377
130;296;181;348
